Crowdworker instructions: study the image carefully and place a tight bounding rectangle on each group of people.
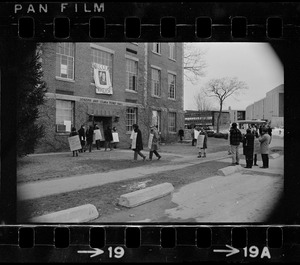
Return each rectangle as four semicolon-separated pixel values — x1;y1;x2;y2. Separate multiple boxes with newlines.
130;124;162;162
229;122;272;169
69;124;118;157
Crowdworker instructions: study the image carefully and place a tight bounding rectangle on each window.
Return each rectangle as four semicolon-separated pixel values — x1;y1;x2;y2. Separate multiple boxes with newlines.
126;59;138;91
168;73;176;99
169;43;176;60
56;100;74;132
168;112;176;132
126;107;137;132
56;43;74;80
91;48;113;83
151;68;161;97
152;43;161;54
152;110;161;132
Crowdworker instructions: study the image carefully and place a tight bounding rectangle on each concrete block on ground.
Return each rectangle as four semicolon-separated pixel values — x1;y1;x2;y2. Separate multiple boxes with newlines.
217;165;243;176
270;153;280;159
30;204;99;223
118;182;174;208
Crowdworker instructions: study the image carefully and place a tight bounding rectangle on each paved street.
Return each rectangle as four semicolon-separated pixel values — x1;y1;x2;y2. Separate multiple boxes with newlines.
17;136;284;223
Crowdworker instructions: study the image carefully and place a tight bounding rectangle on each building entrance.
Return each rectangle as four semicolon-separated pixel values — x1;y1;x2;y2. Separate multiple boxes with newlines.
91;116;112;147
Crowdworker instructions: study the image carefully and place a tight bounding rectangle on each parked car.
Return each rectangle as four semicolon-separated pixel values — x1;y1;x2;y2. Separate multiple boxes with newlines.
202;126;215;137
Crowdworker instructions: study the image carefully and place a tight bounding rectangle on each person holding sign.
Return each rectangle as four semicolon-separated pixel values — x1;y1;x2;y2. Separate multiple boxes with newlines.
148;125;162;161
94;124;102;150
69;127;80;157
78;125;86;153
111;127;119;149
86;125;94;152
196;127;208;158
131;124;146;161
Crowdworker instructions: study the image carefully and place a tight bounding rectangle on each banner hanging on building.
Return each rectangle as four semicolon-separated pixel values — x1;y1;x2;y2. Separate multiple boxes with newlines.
93;63;113;95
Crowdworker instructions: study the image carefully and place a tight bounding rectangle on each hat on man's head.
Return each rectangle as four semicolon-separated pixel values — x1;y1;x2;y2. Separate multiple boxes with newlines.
232;122;237;128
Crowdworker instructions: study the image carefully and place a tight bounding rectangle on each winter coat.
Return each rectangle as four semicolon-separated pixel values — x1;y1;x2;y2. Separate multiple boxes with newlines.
133;128;143;151
253;137;260;155
86;127;94;144
242;132;254;156
229;128;243;145
197;130;207;149
149;127;160;151
78;127;86;141
104;128;113;142
259;133;271;154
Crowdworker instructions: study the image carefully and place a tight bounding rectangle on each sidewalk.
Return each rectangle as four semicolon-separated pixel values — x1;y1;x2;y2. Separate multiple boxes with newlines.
18;147;283;201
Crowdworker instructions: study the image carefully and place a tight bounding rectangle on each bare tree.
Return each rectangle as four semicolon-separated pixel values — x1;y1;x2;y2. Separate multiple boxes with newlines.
194;91;214;111
204;77;248;133
184;43;207;84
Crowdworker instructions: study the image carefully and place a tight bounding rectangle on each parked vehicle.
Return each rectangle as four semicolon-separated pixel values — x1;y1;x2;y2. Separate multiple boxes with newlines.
202;126;215;137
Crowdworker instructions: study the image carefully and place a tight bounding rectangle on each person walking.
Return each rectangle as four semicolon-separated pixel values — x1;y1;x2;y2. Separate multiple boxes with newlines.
178;128;184;143
197;127;208;158
242;129;255;168
94;124;101;150
111;126;118;149
131;124;146;161
227;124;232;155
104;126;113;151
69;127;80;157
229;122;243;165
148;125;162;160
259;127;271;168
253;130;260;166
86;125;94;152
78;125;86;153
191;126;197;146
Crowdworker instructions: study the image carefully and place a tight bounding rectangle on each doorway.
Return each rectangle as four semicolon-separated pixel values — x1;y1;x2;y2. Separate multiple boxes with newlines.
92;116;112;147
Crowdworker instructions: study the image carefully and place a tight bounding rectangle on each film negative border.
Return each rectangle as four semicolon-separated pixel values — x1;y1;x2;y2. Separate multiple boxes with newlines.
0;2;297;41
0;225;297;262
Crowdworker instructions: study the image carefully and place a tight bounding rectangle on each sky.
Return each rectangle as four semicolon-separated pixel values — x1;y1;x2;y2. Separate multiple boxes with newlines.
183;42;284;111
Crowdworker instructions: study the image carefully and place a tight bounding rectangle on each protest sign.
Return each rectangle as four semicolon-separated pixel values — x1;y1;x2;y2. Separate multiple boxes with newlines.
68;135;81;151
112;132;119;142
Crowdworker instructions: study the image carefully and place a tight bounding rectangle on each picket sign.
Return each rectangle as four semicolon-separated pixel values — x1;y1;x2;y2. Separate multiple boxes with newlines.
194;129;200;139
112;132;119;142
94;129;103;141
197;134;205;148
148;134;154;149
68;135;82;151
131;132;138;149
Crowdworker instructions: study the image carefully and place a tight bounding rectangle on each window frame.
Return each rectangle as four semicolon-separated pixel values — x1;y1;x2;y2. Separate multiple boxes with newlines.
126;57;138;92
55;99;75;133
168;72;176;99
168;112;176;133
168;43;176;60
56;43;75;81
151;67;161;97
126;107;137;133
152;43;161;54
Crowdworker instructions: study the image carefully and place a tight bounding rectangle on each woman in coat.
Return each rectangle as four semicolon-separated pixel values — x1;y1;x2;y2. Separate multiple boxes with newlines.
242;128;255;168
253;130;260;166
131;124;146;161
69;127;80;157
259;128;271;168
197;127;208;158
148;125;161;160
104;126;113;151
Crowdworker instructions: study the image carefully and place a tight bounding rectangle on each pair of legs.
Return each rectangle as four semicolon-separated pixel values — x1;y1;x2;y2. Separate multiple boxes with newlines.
86;141;93;152
105;141;112;151
149;150;161;160
134;150;146;160
72;150;78;157
245;154;253;168
95;140;101;150
231;145;240;164
79;141;86;152
253;154;258;166
192;139;197;146
261;154;269;168
198;148;206;158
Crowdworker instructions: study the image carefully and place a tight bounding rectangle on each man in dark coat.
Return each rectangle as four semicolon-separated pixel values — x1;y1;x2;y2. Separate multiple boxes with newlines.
178;128;184;143
243;129;255;168
78;125;86;152
86;125;94;152
131;124;146;161
104;126;113;151
229;122;243;165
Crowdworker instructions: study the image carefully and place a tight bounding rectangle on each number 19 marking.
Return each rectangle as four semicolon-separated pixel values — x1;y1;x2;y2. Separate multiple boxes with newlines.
243;246;271;259
108;247;125;259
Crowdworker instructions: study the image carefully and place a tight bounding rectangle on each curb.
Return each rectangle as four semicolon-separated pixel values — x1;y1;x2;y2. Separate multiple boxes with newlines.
118;182;174;208
217;165;243;176
29;204;99;223
269;153;280;159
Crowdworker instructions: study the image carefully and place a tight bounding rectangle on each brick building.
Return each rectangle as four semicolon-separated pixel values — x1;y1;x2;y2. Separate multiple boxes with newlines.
35;42;184;153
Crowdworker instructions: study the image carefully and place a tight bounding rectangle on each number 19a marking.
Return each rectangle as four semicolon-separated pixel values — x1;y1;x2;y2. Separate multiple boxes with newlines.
243;246;271;259
108;247;125;259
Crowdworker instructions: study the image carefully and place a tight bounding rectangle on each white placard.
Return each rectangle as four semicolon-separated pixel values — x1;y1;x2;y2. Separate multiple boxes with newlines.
130;130;135;139
148;134;154;149
112;132;119;142
196;134;205;148
131;132;138;149
93;63;113;95
64;120;71;132
68;135;82;151
94;129;102;140
194;129;200;139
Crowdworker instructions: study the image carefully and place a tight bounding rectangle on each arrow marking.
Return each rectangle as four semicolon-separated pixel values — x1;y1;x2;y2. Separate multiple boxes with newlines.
213;245;240;257
77;248;104;258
